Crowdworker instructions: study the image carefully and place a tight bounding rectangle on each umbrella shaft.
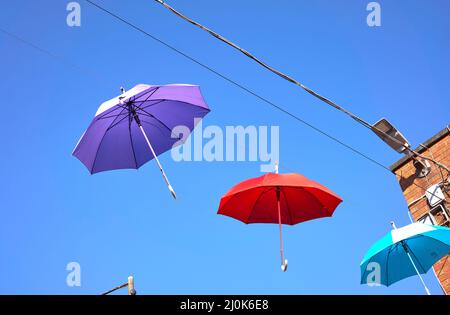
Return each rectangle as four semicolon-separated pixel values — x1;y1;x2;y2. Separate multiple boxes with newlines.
139;127;167;182
404;245;431;295
277;189;284;265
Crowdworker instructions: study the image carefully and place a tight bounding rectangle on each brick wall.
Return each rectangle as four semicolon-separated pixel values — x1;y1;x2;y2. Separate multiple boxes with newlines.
391;128;449;294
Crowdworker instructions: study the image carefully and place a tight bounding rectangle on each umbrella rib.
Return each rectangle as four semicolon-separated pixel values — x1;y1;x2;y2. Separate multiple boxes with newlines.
399;233;450;274
280;188;294;225
403;240;431;274
116;87;158;125
106;113;130;131
97;111;129;120
414;234;450;254
128;114;138;168
360;255;375;285
130;86;159;102
131;99;165;106
385;245;393;286
133;104;174;134
247;187;276;224
90;106;128;173
128;86;159;106
136;112;173;135
218;190;250;217
297;187;331;217
95;105;124;120
126;90;167;164
139;120;169;139
140;118;171;137
134;99;211;134
140;99;211;113
128;88;167;132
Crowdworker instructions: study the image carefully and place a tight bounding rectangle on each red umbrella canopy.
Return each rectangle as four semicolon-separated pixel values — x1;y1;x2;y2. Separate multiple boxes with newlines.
218;172;343;225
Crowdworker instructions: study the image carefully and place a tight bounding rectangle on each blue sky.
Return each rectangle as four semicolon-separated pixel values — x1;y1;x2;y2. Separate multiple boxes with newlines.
0;0;449;294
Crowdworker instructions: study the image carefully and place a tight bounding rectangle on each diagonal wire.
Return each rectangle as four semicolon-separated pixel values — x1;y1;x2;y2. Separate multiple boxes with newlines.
0;27;107;85
153;0;372;129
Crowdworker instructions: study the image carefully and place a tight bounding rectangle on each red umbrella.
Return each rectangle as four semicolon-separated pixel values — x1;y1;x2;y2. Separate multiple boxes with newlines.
217;168;342;271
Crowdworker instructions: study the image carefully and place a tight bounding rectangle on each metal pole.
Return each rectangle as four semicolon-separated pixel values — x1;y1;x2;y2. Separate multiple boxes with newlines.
128;276;136;295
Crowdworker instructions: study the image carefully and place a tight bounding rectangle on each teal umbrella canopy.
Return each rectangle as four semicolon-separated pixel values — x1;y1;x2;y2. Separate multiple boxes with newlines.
360;223;450;291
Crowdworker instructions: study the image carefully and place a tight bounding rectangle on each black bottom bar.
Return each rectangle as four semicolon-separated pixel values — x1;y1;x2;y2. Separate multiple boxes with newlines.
0;295;446;313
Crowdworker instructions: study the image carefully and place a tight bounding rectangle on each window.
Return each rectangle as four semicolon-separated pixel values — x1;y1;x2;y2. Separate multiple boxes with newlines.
418;213;435;226
418;204;450;227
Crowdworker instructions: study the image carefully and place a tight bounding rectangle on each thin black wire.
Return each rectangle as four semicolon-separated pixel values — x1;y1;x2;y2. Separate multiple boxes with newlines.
0;27;107;85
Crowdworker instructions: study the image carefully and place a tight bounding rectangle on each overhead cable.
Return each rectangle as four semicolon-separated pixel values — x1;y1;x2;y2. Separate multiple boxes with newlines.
152;0;449;174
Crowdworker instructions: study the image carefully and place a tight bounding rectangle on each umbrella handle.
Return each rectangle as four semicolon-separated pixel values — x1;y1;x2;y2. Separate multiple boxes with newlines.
277;188;288;272
281;259;288;272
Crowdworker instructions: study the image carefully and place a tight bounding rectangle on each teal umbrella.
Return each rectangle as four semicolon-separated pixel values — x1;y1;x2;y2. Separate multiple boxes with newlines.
360;222;450;295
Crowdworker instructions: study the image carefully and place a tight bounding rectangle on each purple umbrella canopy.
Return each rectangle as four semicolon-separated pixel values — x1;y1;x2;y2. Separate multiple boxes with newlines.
72;84;210;199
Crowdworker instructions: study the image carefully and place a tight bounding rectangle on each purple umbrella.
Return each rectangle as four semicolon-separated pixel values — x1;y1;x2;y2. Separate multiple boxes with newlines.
72;84;210;199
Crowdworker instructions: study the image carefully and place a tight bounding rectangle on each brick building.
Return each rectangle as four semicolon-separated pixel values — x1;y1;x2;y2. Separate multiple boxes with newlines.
390;126;449;294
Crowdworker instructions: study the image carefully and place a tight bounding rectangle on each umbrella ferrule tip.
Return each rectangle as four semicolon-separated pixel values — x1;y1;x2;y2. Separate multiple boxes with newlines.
168;185;177;199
